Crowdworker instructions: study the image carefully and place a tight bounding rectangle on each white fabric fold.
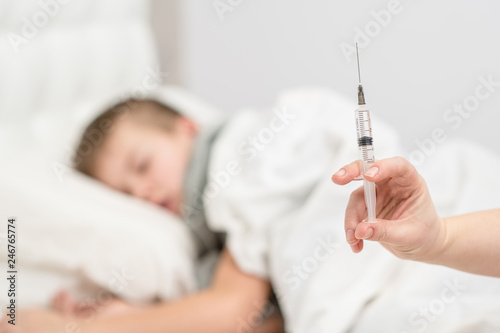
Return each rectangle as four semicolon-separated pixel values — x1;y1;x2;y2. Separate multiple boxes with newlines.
205;87;500;332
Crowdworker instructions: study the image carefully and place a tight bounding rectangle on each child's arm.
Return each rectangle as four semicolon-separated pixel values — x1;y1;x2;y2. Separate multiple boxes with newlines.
84;250;270;333
4;249;274;333
86;248;272;333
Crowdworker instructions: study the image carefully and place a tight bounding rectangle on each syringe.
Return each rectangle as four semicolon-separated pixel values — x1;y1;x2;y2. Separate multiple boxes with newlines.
355;43;377;223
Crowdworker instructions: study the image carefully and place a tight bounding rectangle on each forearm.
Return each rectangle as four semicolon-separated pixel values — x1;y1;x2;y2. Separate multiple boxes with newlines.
83;249;272;333
432;209;500;277
84;289;241;333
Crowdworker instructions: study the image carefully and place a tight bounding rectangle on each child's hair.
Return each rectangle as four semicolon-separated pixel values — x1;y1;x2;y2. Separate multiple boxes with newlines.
74;98;181;177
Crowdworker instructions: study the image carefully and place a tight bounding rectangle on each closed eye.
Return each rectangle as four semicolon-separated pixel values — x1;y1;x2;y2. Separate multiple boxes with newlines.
136;158;150;174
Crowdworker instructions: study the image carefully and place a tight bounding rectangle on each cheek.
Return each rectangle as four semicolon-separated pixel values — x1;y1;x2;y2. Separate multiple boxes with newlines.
152;150;185;189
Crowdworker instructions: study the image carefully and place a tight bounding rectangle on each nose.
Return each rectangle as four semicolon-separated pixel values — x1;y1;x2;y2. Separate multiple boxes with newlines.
130;180;154;202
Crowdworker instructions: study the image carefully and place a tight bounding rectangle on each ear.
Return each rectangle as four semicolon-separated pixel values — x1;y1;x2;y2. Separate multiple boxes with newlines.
177;116;199;137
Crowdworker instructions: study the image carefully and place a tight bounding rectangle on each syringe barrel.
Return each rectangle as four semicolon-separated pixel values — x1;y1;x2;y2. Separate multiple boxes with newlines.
355;105;375;164
355;105;377;223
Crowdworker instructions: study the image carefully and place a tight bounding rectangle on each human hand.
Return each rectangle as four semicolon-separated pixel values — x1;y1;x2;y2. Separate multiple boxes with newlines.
331;157;447;263
51;289;136;319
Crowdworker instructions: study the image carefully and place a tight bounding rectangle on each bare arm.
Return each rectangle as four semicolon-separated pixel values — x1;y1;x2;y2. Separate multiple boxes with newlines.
332;157;500;278
7;249;274;333
86;248;271;333
436;210;500;277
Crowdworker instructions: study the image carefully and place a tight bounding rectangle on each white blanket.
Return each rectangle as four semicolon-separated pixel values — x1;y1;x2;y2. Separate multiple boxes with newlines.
205;87;500;332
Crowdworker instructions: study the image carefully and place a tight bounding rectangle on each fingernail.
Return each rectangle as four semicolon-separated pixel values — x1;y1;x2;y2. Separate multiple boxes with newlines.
334;168;346;177
365;167;379;178
346;229;355;243
362;228;374;239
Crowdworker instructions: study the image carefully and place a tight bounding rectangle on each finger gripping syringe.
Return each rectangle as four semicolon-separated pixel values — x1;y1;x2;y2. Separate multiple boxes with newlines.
355;44;377;223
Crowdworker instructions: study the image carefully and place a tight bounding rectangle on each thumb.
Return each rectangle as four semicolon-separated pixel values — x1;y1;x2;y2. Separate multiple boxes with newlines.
354;218;409;245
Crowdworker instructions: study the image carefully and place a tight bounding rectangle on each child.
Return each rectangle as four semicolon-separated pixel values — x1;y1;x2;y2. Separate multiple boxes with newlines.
5;99;283;333
74;98;224;259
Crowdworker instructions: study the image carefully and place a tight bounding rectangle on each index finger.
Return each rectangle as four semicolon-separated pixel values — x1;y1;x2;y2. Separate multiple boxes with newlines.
331;160;363;185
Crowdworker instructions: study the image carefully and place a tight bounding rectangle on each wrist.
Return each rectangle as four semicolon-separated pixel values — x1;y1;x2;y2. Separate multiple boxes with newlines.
426;216;452;265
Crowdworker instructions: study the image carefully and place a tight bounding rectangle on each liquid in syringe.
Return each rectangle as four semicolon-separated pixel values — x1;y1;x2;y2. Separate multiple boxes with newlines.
355;43;377;223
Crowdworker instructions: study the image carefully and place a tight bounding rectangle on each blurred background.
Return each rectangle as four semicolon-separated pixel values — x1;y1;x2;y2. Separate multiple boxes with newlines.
151;0;500;156
1;0;499;159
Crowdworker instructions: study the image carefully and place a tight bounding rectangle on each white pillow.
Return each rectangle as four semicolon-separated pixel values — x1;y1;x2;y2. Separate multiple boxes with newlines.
0;150;198;308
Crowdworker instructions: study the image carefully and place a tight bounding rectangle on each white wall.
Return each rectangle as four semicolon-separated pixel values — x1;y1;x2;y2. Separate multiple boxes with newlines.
162;0;500;159
0;0;159;158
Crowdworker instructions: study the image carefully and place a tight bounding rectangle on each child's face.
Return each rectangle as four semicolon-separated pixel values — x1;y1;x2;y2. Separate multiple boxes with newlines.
93;116;197;216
